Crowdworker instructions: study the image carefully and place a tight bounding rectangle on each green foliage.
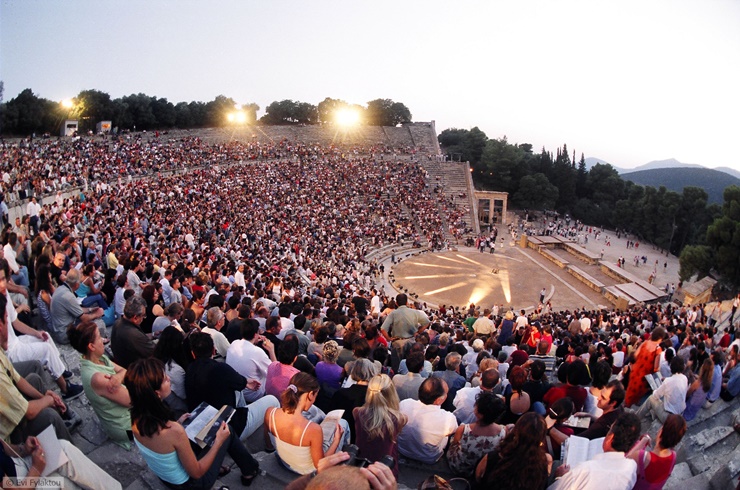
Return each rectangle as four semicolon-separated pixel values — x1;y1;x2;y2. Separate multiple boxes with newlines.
260;99;318;125
513;173;559;209
703;185;740;286
679;245;713;282
365;99;411;126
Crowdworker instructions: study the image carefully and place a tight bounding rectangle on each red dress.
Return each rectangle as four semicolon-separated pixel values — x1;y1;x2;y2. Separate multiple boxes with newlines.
624;342;662;407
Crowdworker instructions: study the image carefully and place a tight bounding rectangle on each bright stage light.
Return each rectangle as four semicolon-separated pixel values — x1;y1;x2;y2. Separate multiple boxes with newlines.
61;99;74;109
228;111;247;124
335;108;360;127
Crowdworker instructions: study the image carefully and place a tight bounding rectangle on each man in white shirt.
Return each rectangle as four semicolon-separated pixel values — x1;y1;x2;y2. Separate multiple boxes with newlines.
398;377;458;464
515;309;529;330
226;320;276;402
636;356;688;423
453;369;500;424
548;412;641;490
392;352;425;401
370;288;381;316
580;313;592;334
26;197;41;235
202;307;231;358
3;233;29;287
234;264;246;289
472;309;494;337
160;269;174;307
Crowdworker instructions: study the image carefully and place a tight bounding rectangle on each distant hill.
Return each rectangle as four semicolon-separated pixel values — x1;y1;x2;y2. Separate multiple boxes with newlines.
620;167;740;204
629;158;703;172
716;166;740;179
584;157;626;173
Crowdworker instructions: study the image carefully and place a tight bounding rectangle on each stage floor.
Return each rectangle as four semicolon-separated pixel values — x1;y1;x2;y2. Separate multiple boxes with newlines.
390;246;606;312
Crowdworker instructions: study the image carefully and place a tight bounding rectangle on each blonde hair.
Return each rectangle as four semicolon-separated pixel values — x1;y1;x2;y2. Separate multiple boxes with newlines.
359;374;407;440
505;310;514;320
322;340;340;363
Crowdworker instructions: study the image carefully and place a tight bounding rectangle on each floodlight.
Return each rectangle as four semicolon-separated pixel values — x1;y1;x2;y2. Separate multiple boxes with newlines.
335;108;360;127
61;99;74;109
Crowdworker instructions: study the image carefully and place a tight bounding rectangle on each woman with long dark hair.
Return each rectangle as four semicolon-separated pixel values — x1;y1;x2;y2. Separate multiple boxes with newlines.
124;358;260;488
474;412;551;490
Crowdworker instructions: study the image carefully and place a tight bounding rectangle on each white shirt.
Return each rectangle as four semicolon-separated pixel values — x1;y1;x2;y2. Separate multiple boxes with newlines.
452;386;482;424
654;372;688;415
26;201;41;217
370;295;381;315
202;327;230;358
226;339;271;383
548;451;636;490
3;244;20;274
580;317;592;333
398;399;458;464
234;270;246;289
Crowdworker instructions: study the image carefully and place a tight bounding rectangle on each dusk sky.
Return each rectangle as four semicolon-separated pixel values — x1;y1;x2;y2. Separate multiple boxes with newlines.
2;1;739;171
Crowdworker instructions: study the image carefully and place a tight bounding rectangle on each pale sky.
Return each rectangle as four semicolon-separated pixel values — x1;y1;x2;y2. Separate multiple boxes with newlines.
2;0;739;171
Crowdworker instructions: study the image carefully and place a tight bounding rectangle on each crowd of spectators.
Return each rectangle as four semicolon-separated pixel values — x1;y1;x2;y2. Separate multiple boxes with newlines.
0;134;738;489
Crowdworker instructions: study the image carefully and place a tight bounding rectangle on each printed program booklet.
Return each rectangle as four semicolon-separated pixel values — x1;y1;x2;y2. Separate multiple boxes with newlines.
564;436;605;467
182;402;236;448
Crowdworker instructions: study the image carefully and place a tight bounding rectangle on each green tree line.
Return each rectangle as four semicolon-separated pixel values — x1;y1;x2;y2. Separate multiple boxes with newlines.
439;127;739;286
0;88;411;135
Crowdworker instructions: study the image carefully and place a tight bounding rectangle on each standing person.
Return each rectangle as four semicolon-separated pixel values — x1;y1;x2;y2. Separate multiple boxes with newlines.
540;287;547;304
624;327;665;408
732;294;740;326
380;294;430;371
352;374;407;478
125;358;261;488
626;414;686;490
26;197;41;236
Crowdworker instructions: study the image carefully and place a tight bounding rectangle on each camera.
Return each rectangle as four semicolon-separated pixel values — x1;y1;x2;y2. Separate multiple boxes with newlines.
343;444;394;469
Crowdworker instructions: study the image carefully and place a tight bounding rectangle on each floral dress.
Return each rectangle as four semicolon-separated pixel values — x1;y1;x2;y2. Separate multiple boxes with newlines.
447;424;506;477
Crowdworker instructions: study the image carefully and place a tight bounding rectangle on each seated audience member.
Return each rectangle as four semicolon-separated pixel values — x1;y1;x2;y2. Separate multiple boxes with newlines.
68;321;132;449
683;358;713;421
500;365;530;424
453;368;500;424
265;372;350;475
126;358;261;488
626;414;686;490
583;360;612;417
721;360;740;401
284;457;396;490
397;342;433;378
185;331;277;440
529;340;557;379
392;351;426;401
705;351;722;407
314;341;344;412
448;392;507;477
0;295;77;443
0;264;84;401
548;413;642;490
0;435;122;489
343;337;381;378
522;360;551;415
353;374;407;478
50;268;106;344
111;295;155;369
543;397;575;460
475;412;551;490
572;379;626;441
152;302;184;338
265;336;302;399
226;319;276;403
330;358;375;443
636;356;688;423
543;360;589;412
153;326;190;417
431;351;467;412
397;377;458;464
201;306;231;358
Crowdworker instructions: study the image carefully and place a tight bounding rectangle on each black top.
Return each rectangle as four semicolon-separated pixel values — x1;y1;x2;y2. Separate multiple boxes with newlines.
185;357;246;411
110;317;155;369
579;407;623;440
330;384;368;444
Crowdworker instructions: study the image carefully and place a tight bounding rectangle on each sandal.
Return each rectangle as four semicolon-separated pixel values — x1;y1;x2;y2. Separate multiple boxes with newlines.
240;468;260;487
218;465;231;477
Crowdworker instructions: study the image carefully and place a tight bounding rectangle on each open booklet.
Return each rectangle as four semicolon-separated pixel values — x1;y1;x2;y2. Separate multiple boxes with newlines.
563;415;591;429
182;402;236;448
563;436;604;467
645;372;664;391
320;409;345;441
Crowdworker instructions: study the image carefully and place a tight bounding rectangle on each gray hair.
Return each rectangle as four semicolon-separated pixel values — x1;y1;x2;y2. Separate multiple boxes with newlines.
66;268;82;287
350;358;375;382
445;352;462;371
206;307;224;328
123;295;147;319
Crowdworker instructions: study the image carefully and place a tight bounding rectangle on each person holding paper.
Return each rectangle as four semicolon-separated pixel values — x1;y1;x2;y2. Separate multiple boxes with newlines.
125;357;261;488
548;412;642;490
0;433;122;490
264;372;350;475
635;356;688;423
